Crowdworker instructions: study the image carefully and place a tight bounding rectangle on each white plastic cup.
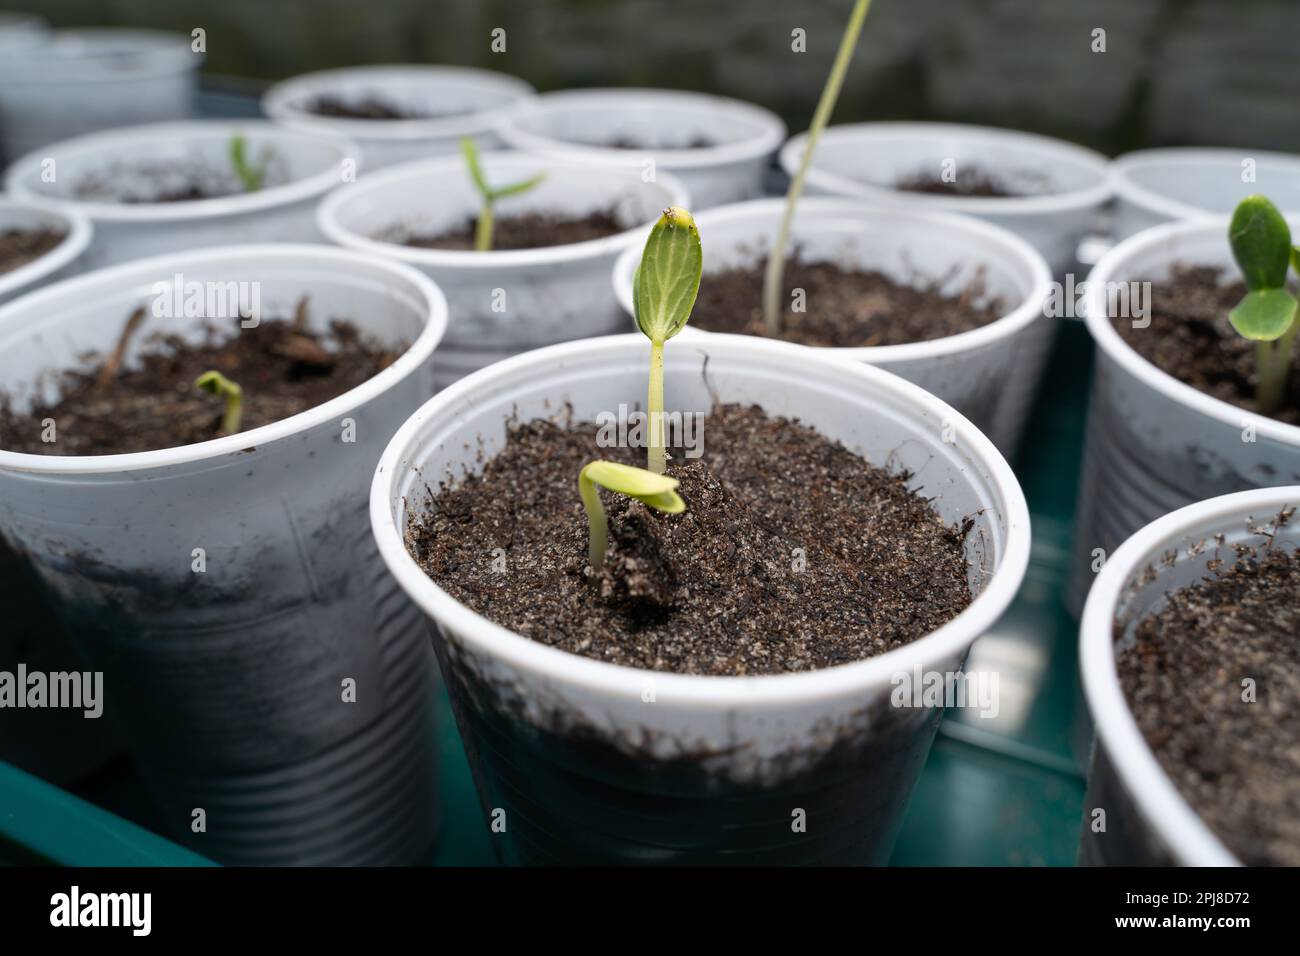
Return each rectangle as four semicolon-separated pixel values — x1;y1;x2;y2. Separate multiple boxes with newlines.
317;152;689;389
0;12;47;53
1068;217;1300;616
0;196;99;783
1111;146;1300;241
1079;487;1300;866
612;199;1053;456
0;198;92;306
371;333;1030;865
5;120;359;275
263;64;535;171
779;122;1111;276
0;29;201;162
0;244;448;865
495;88;786;209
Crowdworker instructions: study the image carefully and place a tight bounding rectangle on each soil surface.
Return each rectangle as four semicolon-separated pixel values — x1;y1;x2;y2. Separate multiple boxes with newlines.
391;209;624;251
306;94;448;120
0;228;65;275
1112;266;1300;426
74;159;276;203
408;403;975;676
690;256;1006;347
895;167;1035;197
601;134;717;150
0;300;402;455
1117;517;1300;866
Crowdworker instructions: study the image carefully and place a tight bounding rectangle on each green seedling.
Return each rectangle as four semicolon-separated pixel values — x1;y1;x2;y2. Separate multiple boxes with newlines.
762;0;872;334
632;206;703;474
460;136;546;251
1228;194;1299;414
229;134;272;192
579;460;685;572
195;370;244;435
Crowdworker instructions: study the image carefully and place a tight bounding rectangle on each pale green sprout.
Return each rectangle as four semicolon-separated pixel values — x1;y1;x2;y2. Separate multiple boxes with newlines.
229;134;271;192
195;370;244;435
579;460;685;572
632;206;702;474
1228;194;1299;414
762;0;872;334
459;136;547;251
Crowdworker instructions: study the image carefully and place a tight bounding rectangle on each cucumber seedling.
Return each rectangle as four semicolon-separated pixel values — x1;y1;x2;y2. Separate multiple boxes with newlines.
195;370;244;436
459;136;546;251
229;134;272;192
762;0;872;334
632;206;703;474
1228;194;1298;414
579;460;685;573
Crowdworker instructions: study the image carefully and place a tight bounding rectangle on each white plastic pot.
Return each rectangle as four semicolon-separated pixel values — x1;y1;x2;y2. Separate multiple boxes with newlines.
371;333;1030;865
0;12;46;53
5;120;359;274
318;152;688;390
612;199;1053;456
1112;147;1300;241
1079;487;1300;866
779;122;1111;276
0;198;92;306
0;244;448;865
495;88;786;209
1069;218;1300;615
0;29;201;162
263;64;535;170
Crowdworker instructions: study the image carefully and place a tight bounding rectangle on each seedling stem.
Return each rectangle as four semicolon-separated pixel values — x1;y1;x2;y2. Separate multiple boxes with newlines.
762;0;872;334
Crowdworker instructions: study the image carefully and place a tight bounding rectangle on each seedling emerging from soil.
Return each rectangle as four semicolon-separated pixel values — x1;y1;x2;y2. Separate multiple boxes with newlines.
195;370;244;435
579;460;685;572
1229;195;1299;414
459;136;546;251
633;206;703;473
229;134;271;192
762;0;872;334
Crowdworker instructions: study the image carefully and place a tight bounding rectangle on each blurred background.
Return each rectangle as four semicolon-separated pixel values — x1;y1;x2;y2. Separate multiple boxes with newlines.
4;0;1298;155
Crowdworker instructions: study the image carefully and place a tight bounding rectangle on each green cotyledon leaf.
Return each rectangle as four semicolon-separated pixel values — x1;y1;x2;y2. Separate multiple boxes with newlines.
1229;287;1298;341
633;206;702;344
1230;195;1292;292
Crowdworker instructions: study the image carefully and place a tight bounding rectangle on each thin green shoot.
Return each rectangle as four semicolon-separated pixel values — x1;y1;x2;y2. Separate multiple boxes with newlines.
229;134;271;192
195;370;244;435
762;0;872;335
579;460;685;573
1228;194;1299;414
632;206;702;473
459;136;546;251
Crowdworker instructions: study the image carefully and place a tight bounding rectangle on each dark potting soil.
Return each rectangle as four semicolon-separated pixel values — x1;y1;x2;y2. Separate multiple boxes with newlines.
690;256;1006;348
0;228;65;275
602;134;718;150
408;403;975;676
1116;520;1300;866
1112;266;1300;426
306;94;449;120
895;167;1036;198
0;300;403;455
392;209;624;251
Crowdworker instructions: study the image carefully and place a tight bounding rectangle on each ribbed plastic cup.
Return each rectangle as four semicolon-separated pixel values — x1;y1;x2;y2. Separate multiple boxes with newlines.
0;244;448;864
371;333;1029;865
